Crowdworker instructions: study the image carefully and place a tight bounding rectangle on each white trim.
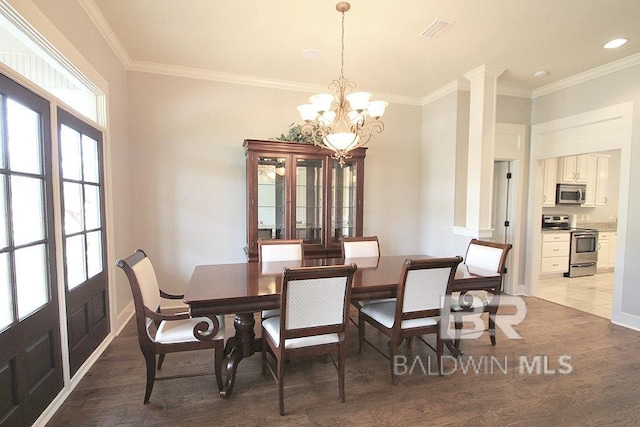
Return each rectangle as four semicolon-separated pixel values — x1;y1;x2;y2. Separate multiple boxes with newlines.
451;226;495;239
532;53;640;98
77;0;132;69
527;102;638;330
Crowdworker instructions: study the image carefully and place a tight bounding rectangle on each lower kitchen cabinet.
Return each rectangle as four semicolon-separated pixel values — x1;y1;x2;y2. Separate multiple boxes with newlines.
540;232;570;274
597;231;617;271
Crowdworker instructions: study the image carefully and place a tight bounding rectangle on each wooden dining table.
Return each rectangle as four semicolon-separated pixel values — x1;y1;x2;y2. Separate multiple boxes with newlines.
184;255;501;398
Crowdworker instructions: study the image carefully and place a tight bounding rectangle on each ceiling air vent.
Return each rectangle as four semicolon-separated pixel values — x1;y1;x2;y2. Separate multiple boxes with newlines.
419;19;455;39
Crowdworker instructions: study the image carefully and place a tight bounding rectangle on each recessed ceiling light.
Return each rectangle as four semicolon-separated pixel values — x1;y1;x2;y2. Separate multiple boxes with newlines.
534;70;549;78
604;38;628;49
302;48;321;59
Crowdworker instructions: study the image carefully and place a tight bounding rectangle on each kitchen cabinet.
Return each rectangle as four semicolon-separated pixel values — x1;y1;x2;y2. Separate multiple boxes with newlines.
540;232;570;274
244;139;365;261
542;158;558;207
582;155;597;207
597;231;616;270
594;155;609;207
582;154;609;208
558;155;588;184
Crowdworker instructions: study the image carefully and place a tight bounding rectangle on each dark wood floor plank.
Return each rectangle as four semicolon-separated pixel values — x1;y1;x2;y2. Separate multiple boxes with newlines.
46;297;640;426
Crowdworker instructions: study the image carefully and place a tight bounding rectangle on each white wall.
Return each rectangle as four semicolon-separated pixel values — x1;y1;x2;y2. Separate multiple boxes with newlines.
127;71;422;294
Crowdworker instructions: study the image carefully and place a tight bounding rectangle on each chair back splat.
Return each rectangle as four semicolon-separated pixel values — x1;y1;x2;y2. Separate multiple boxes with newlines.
258;239;304;262
340;235;380;258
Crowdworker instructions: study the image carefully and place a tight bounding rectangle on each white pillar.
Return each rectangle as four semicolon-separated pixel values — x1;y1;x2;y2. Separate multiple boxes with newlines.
463;65;505;238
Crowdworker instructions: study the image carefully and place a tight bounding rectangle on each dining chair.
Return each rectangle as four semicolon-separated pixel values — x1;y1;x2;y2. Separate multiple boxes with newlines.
116;249;225;403
358;256;463;385
258;239;304;319
342;236;394;319
340;235;380;258
261;263;357;415
452;239;512;347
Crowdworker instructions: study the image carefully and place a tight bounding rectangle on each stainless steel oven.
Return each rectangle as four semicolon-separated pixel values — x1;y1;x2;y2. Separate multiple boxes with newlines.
566;229;598;277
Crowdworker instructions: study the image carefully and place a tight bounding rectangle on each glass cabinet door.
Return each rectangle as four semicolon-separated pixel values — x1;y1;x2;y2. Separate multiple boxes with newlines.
257;156;286;240
294;157;324;245
332;161;358;244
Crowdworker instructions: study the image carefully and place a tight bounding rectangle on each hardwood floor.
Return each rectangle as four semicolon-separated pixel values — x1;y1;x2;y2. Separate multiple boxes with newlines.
46;297;640;426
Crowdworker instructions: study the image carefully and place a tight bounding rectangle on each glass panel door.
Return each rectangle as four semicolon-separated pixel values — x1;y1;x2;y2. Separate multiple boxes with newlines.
294;157;324;244
257;156;286;240
0;72;63;427
58;108;108;375
332;161;358;243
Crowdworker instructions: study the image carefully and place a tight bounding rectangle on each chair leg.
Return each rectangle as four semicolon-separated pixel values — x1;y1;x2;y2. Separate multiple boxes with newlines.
436;333;444;376
338;344;346;403
389;338;399;386
278;352;285;416
261;333;268;376
157;353;166;370
488;310;497;346
143;353;156;404
214;341;224;391
453;314;463;348
358;313;365;354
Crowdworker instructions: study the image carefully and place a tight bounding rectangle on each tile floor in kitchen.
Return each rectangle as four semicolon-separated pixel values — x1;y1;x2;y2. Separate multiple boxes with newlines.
536;271;614;319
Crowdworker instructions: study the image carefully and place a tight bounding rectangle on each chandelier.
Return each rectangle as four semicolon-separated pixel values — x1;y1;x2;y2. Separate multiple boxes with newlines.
297;2;388;165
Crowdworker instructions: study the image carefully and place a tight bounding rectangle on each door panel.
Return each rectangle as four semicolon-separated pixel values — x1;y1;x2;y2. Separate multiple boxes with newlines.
58;108;108;376
0;73;63;427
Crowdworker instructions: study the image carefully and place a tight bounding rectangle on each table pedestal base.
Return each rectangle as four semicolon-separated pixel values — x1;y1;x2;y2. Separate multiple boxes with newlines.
220;312;261;398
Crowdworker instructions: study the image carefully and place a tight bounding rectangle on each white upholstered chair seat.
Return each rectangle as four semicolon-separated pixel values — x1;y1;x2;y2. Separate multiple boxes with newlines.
261;309;280;319
155;315;225;344
262;316;340;349
360;301;439;330
353;297;396;309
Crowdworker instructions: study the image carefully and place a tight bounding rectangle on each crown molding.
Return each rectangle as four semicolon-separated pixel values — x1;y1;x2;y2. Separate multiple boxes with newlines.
532;53;640;98
128;59;422;106
78;0;132;68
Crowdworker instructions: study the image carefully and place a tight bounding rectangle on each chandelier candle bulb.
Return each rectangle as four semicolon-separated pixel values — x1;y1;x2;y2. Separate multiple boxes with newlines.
296;2;387;165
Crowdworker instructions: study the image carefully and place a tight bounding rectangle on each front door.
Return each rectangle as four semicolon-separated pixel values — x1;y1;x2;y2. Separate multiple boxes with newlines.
58;108;109;376
0;74;63;427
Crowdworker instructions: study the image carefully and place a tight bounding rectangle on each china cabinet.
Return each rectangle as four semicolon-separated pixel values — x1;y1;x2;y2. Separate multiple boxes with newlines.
244;139;366;261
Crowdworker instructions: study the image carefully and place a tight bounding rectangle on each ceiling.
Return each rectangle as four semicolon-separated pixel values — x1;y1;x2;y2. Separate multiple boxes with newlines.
89;0;640;102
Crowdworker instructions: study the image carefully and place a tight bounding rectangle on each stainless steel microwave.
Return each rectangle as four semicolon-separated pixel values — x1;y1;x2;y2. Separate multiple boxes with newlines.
556;183;586;204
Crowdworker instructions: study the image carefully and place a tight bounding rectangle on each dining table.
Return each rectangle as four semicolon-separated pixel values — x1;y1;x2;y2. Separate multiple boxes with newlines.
183;255;501;398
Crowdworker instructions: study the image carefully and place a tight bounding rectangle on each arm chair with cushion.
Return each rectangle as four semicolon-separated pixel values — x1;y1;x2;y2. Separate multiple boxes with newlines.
358;256;463;385
452;239;512;347
258;239;304;320
116;249;225;403
261;263;357;415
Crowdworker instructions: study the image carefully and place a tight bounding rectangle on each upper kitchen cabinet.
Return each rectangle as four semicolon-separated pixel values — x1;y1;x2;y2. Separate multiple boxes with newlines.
542;158;558;207
580;154;610;208
594;155;610;207
244;139;365;261
558;155;588;184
